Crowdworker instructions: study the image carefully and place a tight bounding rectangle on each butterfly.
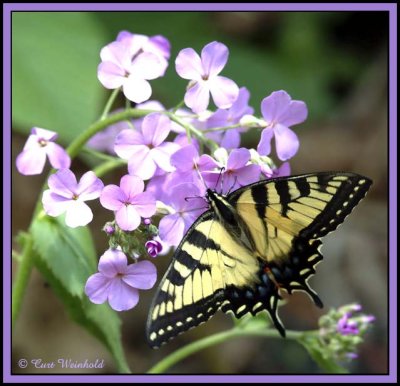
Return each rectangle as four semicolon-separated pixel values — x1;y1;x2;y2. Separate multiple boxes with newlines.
146;172;372;348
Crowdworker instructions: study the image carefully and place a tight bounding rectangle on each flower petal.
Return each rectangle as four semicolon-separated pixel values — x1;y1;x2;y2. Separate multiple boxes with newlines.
100;184;125;210
65;201;93;228
123;260;157;289
85;273;111;304
123;75;152;103
175;48;203;80
274;124;300;161
76;171;104;200
261;90;291;124
46;143;71;170
170;144;199;171
97;61;126;89
31;127;58;141
151;142;180;173
257;128;274;156
235;164;261;186
100;40;132;69
184;82;210;113
227;148;250;170
108;278;139;311
220;129;241;149
130;191;156;218
47;169;77;198
158;213;186;246
142;113;171;147
114;129;145;160
119;175;144;200
16;148;47;175
127;146;157;180
115;205;141;231
147;35;171;59
98;249;128;277
279;100;308;127
209;76;239;109
42;190;71;216
130;52;167;80
201;41;229;77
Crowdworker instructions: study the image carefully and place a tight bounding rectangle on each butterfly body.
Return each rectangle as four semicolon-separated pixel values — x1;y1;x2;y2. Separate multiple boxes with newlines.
146;172;372;348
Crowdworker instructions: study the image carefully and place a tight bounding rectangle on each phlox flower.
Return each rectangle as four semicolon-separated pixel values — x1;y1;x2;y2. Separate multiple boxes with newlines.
204;148;261;194
98;32;170;103
206;87;254;149
42;169;103;228
100;175;156;231
175;41;239;113
257;90;308;161
114;113;180;180
145;239;163;258
16;127;71;175
85;249;157;311
158;183;206;247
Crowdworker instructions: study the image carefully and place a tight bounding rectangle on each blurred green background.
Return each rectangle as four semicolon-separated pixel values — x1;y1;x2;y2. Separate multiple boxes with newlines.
12;11;388;374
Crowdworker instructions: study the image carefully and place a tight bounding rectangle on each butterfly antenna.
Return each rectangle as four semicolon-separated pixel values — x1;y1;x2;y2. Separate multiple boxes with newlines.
214;167;225;193
227;175;238;195
194;160;208;191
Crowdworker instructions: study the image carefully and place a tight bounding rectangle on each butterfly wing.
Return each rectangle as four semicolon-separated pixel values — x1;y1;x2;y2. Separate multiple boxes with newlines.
228;172;372;305
146;211;263;348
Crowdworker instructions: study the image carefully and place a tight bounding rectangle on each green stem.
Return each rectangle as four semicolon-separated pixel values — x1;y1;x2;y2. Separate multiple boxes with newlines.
100;88;121;120
12;236;34;328
93;159;127;178
171;99;185;113
147;328;303;374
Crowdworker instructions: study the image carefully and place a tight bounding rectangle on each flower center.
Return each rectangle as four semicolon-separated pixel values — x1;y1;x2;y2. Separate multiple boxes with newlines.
72;194;79;200
38;138;48;147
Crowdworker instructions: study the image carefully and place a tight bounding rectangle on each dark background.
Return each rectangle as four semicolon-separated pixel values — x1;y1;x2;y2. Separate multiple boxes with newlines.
12;11;388;374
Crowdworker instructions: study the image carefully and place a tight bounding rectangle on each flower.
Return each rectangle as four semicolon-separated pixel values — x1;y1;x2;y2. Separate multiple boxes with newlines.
257;90;308;161
169;144;219;193
175;41;239;113
16;127;71;175
206;87;254;149
114;113;180;180
97;32;170;103
337;313;360;335
204;148;260;194
145;240;163;258
249;149;291;179
312;303;376;363
158;183;206;246
100;175;156;231
85;249;157;311
42;169;103;228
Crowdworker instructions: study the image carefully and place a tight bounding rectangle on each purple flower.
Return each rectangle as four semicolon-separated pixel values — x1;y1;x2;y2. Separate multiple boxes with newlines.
114;113;180;180
337;313;360;336
100;175;156;231
175;41;239;113
204;148;260;194
104;223;115;235
16;127;71;175
97;33;169;103
257;90;308;161
85;249;157;311
169;144;219;193
145;240;163;258
158;183;206;246
206;87;254;149
42;169;104;228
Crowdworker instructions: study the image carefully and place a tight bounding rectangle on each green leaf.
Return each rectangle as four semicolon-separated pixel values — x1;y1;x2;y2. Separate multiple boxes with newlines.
12;12;106;143
31;215;130;373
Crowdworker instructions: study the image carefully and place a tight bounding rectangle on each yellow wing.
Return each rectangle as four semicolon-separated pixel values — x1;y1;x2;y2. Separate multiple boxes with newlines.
146;212;264;348
229;172;372;303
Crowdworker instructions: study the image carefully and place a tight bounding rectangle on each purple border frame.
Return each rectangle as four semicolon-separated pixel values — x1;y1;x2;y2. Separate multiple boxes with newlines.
3;3;397;383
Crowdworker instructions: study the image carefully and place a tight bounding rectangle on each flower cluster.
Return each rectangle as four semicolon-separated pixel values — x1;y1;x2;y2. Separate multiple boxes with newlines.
315;303;375;362
16;32;308;312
